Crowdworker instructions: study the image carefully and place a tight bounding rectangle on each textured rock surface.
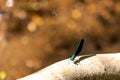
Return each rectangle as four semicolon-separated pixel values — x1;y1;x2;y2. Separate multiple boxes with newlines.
18;53;120;80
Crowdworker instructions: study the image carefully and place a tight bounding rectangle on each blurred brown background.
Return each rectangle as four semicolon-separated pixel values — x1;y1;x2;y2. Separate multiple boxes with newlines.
0;0;120;80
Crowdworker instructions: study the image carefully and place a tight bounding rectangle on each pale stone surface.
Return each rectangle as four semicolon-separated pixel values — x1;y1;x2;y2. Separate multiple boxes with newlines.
18;53;120;80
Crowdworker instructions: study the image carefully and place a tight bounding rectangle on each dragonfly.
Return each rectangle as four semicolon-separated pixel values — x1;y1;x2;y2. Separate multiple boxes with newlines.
70;38;84;61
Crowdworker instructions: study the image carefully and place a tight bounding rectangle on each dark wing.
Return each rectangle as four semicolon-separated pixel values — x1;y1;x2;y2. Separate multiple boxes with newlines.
70;39;84;61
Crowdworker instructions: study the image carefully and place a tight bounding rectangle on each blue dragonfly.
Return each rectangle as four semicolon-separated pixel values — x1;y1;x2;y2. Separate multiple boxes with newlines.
70;39;84;61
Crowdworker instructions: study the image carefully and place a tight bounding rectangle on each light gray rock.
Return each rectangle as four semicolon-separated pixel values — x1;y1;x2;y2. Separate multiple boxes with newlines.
18;53;120;80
